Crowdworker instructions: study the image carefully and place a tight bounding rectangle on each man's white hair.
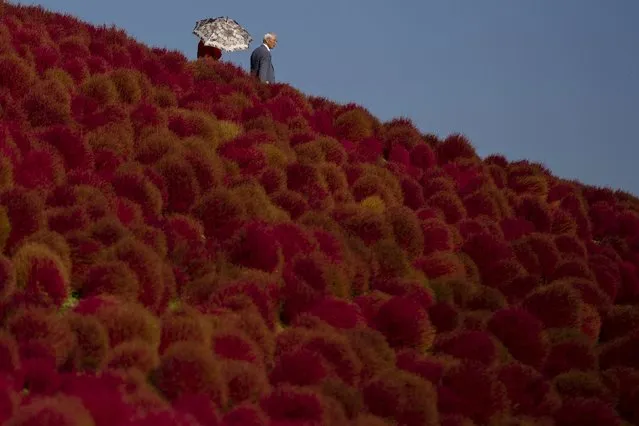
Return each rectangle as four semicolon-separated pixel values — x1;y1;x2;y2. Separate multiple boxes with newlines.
263;33;277;42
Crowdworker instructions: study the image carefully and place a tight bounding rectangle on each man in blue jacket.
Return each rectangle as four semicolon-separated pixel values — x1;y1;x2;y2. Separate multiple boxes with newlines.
250;33;277;84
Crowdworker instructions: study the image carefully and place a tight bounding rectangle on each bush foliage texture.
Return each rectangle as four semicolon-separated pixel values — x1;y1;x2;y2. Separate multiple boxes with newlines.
1;3;639;426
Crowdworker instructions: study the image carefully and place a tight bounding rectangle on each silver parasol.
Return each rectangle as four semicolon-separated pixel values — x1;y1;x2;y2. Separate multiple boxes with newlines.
193;17;253;52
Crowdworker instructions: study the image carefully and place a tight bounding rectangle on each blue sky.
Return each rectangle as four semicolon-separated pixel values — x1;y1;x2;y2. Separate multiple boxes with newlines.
11;0;639;195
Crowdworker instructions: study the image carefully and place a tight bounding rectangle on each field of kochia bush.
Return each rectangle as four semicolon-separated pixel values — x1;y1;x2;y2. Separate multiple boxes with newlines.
0;2;639;425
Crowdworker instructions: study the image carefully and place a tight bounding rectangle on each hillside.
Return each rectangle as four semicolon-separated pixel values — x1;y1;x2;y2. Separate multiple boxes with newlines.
1;2;639;425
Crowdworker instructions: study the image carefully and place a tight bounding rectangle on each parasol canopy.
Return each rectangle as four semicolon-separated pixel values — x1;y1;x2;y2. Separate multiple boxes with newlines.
193;16;253;52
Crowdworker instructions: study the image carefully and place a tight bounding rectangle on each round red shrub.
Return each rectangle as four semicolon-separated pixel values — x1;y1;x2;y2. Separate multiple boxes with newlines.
588;201;618;239
270;347;329;387
487;307;548;369
521;282;583;329
61;57;89;83
32;45;61;74
110;168;163;219
103;237;165;311
227;222;280;272
80;260;140;300
270;189;309;220
480;258;526;291
222;403;268;426
211;328;262;366
552;370;614;403
372;295;434;350
435;134;477;164
172;393;221;426
599;305;639;343
106;339;160;374
362;369;439;426
599;333;639;370
496;362;558;418
270;222;315;259
425;191;467;224
544;339;597;377
13;147;65;190
500;217;535;241
427;302;460;333
412;252;466;284
195;189;246;241
380;118;424;149
259;167;286;194
333;106;379;142
46;206;90;236
130;102;164;132
515;195;552;232
154;341;227;406
554;233;587;258
306;297;365;329
589;254;621;302
7;307;74;367
220;359;269;406
407;143;437;171
461;231;513;270
0;54;35;94
616;261;639;304
5;394;96;426
400;177;425;210
438;360;508;424
420;218;455;255
550;258;594;282
0;256;16;303
295;331;362;386
434;330;498;366
90;301;160;354
154;154;200;213
260;385;326;424
395;349;444;386
554;397;622;426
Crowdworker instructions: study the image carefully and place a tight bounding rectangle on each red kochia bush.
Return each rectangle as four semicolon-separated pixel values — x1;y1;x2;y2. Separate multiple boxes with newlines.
227;222;280;272
6;394;96;426
461;231;513;270
222;403;268;426
0;188;45;252
487;307;548;369
270;222;315;259
153;154;200;213
372;295;434;350
154;341;227;406
362;369;439;426
0;256;16;303
554;397;622;426
270;347;329;387
434;330;498;366
13;147;66;190
437;360;508;425
496;362;559;418
195;188;246;241
435;134;477;164
522;282;583;329
260;384;327;425
306;297;366;329
37;125;94;172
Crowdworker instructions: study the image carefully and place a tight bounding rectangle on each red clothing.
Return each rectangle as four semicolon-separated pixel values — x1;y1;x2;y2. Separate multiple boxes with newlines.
197;40;222;60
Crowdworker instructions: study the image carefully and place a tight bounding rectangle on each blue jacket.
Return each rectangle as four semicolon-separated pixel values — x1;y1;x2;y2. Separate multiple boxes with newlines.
250;44;275;83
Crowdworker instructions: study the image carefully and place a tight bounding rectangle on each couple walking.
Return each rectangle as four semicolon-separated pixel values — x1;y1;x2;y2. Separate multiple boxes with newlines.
196;31;278;84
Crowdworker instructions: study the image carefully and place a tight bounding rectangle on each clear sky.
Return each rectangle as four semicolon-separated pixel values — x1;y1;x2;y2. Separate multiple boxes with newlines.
10;0;639;195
